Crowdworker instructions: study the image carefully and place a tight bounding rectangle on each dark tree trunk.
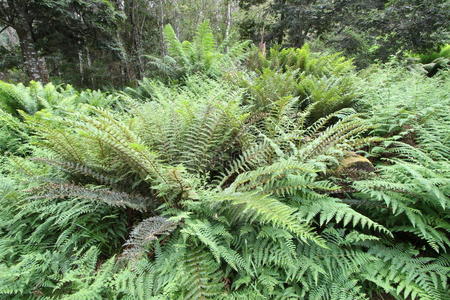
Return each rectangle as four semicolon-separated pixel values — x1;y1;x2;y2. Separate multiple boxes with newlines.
275;0;286;45
15;27;49;83
120;0;145;82
11;2;49;83
128;0;143;79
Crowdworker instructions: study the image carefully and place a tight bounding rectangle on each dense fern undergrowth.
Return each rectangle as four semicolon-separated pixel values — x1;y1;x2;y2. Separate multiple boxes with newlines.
0;22;449;300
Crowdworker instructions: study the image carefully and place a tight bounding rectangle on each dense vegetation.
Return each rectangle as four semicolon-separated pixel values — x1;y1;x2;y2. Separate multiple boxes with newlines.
0;21;449;299
1;0;449;87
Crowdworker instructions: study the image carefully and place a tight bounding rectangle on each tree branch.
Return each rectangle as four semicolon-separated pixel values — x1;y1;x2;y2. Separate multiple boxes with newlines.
0;2;14;26
0;24;9;34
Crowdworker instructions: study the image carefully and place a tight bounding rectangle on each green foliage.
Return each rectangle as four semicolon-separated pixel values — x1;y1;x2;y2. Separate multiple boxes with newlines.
249;44;355;75
0;80;118;118
0;51;449;299
147;21;249;81
0;160;128;298
407;44;450;76
132;76;247;174
0;80;119;156
0;80;37;116
349;67;450;253
412;44;450;64
238;44;357;122
0;110;28;154
239;0;450;66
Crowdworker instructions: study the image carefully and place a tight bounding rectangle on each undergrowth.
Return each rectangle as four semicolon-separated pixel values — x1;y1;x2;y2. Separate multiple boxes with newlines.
0;23;449;300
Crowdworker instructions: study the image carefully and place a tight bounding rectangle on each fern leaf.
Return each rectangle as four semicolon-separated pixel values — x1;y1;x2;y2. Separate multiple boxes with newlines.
29;183;148;211
122;216;178;261
215;191;326;247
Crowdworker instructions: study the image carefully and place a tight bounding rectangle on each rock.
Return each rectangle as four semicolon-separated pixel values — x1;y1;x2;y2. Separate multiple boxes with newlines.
335;152;375;178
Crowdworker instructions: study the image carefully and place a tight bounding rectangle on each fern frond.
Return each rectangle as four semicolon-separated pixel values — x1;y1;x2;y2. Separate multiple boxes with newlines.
298;196;392;236
163;24;190;67
31;158;118;186
122;216;178;261
181;219;247;272
179;247;225;300
29;183;148;211
0;81;34;116
215;191;325;247
72;107;168;182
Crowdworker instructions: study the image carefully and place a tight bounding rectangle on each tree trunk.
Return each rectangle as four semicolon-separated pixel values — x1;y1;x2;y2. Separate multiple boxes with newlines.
276;0;286;45
15;25;49;83
78;41;85;84
225;0;232;43
128;0;143;79
159;0;166;55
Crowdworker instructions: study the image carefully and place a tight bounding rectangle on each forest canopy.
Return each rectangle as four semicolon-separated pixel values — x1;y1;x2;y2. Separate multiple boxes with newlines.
0;1;449;300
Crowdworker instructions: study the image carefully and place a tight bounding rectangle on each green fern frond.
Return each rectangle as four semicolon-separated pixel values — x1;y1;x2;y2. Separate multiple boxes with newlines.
181;219;247;272
29;183;149;211
31;158;118;186
215;191;326;247
0;81;34;116
179;247;225;300
72;107;167;182
298;196;391;236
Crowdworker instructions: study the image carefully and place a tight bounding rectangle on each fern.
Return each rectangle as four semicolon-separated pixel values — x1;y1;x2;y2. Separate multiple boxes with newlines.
179;247;225;299
0;80;35;116
214;190;325;247
122;216;178;261
0;48;449;299
146;21;249;81
29;183;149;211
241;44;358;122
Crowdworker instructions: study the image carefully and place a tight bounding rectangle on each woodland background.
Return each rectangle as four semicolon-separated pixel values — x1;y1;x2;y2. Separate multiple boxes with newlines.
1;0;449;88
